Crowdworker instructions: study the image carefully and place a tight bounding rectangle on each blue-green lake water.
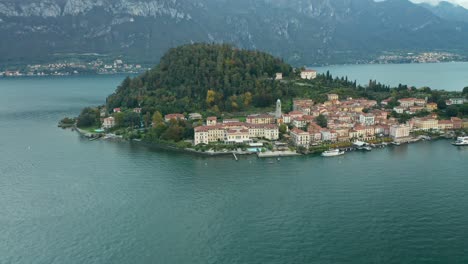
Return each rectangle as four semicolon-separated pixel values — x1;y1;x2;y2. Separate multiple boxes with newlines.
315;62;468;91
1;73;468;263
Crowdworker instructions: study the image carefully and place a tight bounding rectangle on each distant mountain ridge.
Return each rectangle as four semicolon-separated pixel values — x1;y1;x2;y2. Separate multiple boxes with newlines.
419;1;468;23
1;0;468;65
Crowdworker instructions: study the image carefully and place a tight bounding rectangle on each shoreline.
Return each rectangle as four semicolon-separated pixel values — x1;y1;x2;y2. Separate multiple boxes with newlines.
72;126;459;159
4;61;468;79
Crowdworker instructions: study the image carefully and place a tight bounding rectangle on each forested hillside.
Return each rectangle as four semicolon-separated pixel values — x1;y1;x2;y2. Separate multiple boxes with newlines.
106;44;294;114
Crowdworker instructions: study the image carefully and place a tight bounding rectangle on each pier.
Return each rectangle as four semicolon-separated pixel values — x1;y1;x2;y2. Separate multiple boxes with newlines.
233;153;238;161
257;150;300;158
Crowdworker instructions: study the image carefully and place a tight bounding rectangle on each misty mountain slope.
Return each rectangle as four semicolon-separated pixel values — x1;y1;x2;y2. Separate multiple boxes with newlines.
420;1;468;23
0;0;467;65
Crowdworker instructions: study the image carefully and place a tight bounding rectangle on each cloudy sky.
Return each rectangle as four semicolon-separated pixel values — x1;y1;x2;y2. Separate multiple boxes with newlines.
410;0;468;8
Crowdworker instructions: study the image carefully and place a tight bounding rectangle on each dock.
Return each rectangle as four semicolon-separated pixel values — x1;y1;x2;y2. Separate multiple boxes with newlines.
257;150;300;158
233;153;238;161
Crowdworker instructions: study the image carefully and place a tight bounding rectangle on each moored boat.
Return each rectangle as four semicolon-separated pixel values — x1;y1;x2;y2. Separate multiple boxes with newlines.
452;137;468;146
321;149;345;157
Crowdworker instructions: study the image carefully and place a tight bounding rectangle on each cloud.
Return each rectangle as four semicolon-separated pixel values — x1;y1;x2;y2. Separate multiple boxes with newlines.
409;0;468;8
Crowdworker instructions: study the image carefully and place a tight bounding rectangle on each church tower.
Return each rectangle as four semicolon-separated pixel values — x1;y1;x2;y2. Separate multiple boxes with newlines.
275;99;282;118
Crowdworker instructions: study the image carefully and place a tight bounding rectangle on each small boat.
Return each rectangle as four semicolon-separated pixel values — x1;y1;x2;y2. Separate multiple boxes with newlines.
452;136;468;146
321;149;345;157
391;142;401;146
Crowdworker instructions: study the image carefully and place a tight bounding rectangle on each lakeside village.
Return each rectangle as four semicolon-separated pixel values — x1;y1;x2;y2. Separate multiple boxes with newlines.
1;59;148;77
69;70;468;158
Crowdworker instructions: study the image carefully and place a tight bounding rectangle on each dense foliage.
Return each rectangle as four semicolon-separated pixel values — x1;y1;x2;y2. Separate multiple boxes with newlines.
106;44;293;114
315;114;328;128
76;107;100;128
144;119;194;142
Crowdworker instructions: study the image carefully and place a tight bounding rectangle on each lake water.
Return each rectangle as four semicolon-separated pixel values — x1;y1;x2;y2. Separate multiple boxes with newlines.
1;74;468;263
315;62;468;91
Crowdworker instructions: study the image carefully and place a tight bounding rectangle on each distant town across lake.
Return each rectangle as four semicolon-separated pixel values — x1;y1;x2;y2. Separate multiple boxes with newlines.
315;62;468;92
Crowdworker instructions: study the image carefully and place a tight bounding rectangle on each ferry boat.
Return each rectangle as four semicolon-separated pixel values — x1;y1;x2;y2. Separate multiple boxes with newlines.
452;137;468;146
321;149;345;157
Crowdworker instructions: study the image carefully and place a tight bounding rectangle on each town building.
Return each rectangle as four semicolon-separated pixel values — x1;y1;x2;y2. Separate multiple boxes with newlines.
413;118;438;131
246;114;275;125
226;128;251;144
425;102;438;111
194;122;279;145
300;70;317;80
102;117;115;129
290;128;310;147
189;113;203;120
207;116;217;126
408;106;425;114
390;124;410;139
451;117;463;129
282;114;291;124
327;94;339;101
293;99;314;114
393;106;405;114
164;113;185;122
463;119;468;128
398;98;415;108
414;98;426;106
223;119;240;124
438;120;454;130
359;114;375;126
275;73;283;80
446;98;466;105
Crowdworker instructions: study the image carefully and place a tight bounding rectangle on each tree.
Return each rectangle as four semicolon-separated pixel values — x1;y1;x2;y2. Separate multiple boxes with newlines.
446;106;459;117
123;112;140;128
279;124;288;134
144;112;151;128
316;114;328;128
114;112;125;128
206;90;216;107
152;111;164;127
76;107;100;128
243;92;253;107
463;87;468;98
437;99;447;110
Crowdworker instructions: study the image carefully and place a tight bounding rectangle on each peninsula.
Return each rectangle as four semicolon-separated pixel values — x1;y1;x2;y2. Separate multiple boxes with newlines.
66;44;468;155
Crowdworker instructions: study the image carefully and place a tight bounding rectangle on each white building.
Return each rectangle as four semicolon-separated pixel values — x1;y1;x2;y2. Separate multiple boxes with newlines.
398;98;415;108
300;70;317;80
189;113;203;120
207;116;217;126
102;117;115;129
446;98;466;105
226;128;251;144
390;124;410;139
393;106;405;114
359;114;375;126
320;130;332;141
290;128;310;147
194;123;279;145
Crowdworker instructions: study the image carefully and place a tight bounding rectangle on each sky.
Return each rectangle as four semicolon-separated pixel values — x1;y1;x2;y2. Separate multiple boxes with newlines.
410;0;468;8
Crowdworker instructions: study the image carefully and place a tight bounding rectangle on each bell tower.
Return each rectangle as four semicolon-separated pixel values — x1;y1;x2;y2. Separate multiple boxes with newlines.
275;99;282;118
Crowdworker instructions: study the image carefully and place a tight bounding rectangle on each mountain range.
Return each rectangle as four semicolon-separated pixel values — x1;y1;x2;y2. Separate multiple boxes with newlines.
1;0;468;66
419;1;468;23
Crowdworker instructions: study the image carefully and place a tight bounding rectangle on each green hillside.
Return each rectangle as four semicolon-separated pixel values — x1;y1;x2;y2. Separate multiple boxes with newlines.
106;43;294;114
